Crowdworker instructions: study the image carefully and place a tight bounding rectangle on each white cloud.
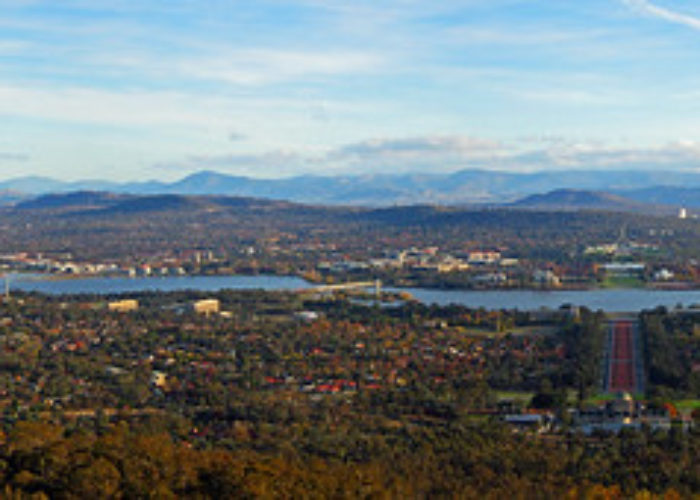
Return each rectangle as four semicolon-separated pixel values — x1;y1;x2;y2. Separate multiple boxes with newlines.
64;46;384;88
510;140;700;170
622;0;700;31
446;26;605;46
159;136;700;177
174;49;382;86
0;85;230;128
0;83;348;131
153;135;513;178
155;150;314;178
331;136;508;161
512;88;626;106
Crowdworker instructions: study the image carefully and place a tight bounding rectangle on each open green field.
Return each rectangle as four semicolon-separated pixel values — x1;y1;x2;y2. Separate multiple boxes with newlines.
508;326;559;337
675;399;700;411
458;328;500;338
460;326;559;338
584;392;648;405
495;390;534;403
599;275;645;289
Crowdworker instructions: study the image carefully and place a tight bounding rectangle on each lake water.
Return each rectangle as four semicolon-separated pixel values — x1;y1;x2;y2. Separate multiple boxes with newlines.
7;274;700;312
9;274;311;295
390;288;700;312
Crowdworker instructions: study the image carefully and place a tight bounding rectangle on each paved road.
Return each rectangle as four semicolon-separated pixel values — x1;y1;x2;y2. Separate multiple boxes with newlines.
605;320;642;394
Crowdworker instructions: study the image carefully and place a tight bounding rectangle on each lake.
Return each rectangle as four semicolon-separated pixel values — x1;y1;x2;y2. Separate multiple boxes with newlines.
7;274;700;312
8;274;311;295
390;287;700;312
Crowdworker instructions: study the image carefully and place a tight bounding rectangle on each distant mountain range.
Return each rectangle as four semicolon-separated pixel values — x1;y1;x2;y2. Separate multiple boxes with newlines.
8;189;688;219
2;169;700;207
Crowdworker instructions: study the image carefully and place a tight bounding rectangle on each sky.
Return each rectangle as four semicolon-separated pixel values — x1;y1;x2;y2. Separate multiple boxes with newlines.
3;0;700;181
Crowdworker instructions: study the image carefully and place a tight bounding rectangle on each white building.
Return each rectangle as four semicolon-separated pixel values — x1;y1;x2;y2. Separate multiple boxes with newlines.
653;268;675;281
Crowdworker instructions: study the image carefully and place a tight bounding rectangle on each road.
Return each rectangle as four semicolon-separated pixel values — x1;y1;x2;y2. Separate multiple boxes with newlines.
605;319;643;394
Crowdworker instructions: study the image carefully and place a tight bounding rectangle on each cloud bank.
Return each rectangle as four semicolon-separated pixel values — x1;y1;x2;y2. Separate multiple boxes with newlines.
158;135;700;178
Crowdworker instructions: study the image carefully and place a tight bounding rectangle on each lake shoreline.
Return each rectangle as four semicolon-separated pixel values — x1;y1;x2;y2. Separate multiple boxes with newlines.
5;271;699;292
4;273;699;312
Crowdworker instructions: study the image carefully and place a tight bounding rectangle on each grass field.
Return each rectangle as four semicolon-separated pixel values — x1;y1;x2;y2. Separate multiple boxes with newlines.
495;390;534;403
675;399;700;411
599;275;645;289
584;394;612;404
585;392;650;405
460;326;559;338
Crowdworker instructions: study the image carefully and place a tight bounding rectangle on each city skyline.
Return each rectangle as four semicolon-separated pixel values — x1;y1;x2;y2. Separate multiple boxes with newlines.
3;0;700;181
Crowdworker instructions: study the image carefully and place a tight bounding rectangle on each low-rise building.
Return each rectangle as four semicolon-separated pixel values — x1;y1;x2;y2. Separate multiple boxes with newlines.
192;299;220;316
572;393;672;434
295;311;320;322
653;268;675;281
467;250;502;265
532;269;561;287
503;413;554;434
436;256;470;273
108;299;139;312
151;370;167;388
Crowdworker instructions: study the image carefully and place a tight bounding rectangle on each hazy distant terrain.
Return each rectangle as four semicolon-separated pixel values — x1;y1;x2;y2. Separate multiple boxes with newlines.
510;189;668;213
2;169;700;207
3;190;698;264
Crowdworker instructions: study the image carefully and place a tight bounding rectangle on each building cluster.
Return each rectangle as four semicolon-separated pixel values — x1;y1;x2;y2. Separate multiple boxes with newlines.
319;247;527;281
570;393;684;434
501;393;693;435
0;252;121;275
311;233;700;288
366;247;515;272
0;250;220;278
584;241;658;258
678;207;700;219
107;298;223;317
1;227;698;291
318;247;589;288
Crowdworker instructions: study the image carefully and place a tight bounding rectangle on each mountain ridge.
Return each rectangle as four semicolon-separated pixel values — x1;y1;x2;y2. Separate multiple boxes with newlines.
2;169;700;207
10;188;687;217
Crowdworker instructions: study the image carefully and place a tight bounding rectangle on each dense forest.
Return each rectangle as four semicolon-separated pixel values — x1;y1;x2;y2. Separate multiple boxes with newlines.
0;418;697;498
642;309;700;399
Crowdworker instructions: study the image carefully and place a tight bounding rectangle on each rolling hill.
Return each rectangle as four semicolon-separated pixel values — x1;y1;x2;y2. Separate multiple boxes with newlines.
510;189;656;212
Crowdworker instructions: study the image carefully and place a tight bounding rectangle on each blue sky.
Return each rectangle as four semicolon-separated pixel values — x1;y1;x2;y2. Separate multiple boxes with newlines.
3;0;700;180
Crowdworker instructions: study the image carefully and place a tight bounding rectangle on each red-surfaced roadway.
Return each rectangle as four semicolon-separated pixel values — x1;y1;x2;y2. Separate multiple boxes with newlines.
607;320;637;393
